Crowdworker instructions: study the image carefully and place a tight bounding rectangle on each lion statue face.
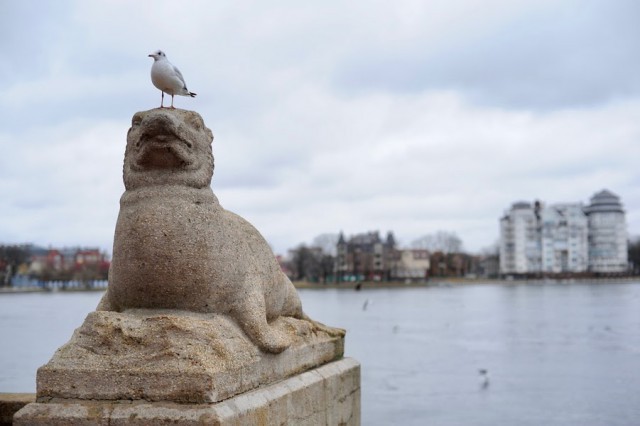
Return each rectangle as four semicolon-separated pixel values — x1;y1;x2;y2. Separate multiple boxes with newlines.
124;109;214;190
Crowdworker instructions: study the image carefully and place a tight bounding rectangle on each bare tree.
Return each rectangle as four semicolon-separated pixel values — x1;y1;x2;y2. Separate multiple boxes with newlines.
412;231;464;254
0;245;30;286
480;240;500;256
311;233;339;256
290;245;321;281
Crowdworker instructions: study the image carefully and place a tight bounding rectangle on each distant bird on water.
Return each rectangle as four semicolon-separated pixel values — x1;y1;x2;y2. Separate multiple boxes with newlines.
478;369;490;390
148;50;196;109
362;299;370;311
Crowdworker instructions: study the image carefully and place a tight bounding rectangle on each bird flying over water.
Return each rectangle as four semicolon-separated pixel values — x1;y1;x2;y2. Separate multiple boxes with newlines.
148;50;196;109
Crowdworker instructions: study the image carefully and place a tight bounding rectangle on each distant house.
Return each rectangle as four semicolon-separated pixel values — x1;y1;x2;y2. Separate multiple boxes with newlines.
74;248;108;269
389;249;430;282
473;254;500;279
27;246;110;281
29;248;64;275
336;231;396;281
429;251;471;277
335;231;432;282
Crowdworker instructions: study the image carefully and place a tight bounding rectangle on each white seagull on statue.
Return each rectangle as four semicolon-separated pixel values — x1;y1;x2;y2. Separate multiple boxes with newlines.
148;50;196;109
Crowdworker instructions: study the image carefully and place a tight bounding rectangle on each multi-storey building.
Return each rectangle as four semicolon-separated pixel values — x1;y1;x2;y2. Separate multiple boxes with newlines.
499;190;628;276
584;190;628;273
336;231;396;281
540;203;589;273
499;201;541;274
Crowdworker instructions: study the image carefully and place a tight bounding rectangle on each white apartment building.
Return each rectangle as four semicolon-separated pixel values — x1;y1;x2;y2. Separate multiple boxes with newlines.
584;190;628;273
499;201;541;274
539;203;589;273
499;190;627;276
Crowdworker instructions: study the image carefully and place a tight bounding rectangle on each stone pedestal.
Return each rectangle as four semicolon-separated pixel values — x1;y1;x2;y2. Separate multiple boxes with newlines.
14;310;359;425
15;358;360;425
32;310;345;404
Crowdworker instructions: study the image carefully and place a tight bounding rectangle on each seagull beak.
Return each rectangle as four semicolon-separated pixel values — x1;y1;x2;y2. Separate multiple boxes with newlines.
148;54;154;58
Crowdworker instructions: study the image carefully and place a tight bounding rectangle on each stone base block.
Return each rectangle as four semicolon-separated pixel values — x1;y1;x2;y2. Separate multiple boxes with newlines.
15;358;360;426
36;310;344;404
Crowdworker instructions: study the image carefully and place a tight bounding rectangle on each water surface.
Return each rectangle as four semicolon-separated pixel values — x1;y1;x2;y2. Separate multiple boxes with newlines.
1;282;639;425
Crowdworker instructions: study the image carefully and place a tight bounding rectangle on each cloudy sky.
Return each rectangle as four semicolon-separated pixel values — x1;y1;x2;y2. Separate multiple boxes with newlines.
1;0;639;256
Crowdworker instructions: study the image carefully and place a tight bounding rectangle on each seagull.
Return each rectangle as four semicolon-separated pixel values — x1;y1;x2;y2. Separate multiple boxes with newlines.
148;50;196;109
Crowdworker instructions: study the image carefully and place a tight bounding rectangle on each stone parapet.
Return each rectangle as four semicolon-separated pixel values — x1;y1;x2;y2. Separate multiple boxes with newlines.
0;394;34;426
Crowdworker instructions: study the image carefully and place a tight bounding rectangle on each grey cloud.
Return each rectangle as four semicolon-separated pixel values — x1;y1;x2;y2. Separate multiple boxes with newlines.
0;1;75;83
1;1;639;255
333;0;640;110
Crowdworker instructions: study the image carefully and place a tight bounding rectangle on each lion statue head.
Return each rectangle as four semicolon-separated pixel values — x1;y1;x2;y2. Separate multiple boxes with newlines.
124;109;214;190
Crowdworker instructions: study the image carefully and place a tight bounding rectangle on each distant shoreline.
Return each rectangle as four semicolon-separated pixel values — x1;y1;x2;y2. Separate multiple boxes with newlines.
0;286;106;295
1;277;638;295
293;276;640;290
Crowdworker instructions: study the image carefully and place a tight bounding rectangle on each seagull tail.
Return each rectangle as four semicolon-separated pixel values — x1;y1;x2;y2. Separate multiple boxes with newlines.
189;92;197;98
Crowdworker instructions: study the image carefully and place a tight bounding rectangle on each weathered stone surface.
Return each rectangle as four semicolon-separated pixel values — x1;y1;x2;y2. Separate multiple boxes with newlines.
36;309;344;404
15;358;360;426
0;393;34;426
97;109;337;354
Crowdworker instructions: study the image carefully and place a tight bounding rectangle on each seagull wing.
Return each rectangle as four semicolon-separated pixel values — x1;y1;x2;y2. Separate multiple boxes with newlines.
171;64;191;93
169;62;195;96
172;64;186;83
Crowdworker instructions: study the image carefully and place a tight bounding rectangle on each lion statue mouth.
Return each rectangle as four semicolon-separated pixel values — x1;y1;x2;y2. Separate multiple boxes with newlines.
135;133;194;169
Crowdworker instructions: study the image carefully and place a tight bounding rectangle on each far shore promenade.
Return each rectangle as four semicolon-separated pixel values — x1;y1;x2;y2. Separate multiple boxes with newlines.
293;276;640;289
1;276;638;296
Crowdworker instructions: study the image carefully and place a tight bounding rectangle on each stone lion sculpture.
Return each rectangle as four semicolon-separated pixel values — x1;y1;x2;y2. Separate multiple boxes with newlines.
97;109;318;353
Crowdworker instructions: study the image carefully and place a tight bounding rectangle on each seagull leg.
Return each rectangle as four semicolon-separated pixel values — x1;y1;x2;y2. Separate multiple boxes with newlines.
160;91;165;108
170;94;176;109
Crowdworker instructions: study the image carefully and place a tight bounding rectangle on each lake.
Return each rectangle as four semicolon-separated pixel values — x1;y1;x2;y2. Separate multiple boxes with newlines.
1;281;640;425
